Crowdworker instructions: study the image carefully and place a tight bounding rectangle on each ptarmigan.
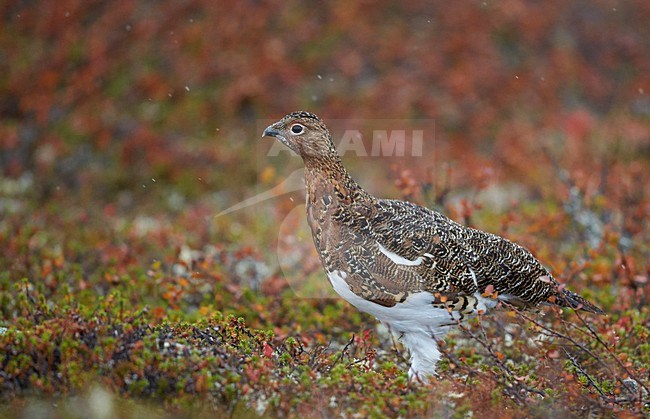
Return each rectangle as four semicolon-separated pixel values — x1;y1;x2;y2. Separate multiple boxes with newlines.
262;111;604;381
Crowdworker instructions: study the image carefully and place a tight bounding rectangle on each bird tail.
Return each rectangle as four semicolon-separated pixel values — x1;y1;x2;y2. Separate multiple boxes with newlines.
554;288;605;315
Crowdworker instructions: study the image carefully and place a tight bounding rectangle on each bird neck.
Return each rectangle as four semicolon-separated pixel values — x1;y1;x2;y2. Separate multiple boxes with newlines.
303;153;369;204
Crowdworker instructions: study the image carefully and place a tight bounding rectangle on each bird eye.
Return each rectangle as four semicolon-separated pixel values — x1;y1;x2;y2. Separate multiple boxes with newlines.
290;124;304;134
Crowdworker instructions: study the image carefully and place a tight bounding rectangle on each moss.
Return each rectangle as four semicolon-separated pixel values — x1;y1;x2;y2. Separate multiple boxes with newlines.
451;402;474;419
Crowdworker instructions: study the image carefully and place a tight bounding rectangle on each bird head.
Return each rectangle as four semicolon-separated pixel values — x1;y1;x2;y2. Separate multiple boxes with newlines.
262;111;338;160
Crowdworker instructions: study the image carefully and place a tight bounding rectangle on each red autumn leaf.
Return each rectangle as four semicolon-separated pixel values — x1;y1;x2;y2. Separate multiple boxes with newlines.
482;284;495;297
262;341;273;358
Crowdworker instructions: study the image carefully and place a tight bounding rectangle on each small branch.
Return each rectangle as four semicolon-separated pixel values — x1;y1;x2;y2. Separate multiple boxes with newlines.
572;308;650;398
332;334;355;368
562;347;606;398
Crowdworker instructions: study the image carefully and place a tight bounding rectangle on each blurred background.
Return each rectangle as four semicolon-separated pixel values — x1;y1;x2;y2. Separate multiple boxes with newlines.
2;0;648;205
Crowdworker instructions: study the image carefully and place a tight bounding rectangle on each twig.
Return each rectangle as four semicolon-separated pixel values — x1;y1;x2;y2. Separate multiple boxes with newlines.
508;303;649;410
333;334;355;368
442;312;547;404
572;308;650;398
562;347;607;398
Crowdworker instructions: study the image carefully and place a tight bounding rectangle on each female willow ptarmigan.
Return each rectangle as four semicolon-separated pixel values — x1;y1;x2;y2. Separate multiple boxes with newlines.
262;111;603;381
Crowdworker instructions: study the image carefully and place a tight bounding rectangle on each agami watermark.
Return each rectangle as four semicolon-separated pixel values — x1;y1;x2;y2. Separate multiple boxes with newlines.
262;119;434;158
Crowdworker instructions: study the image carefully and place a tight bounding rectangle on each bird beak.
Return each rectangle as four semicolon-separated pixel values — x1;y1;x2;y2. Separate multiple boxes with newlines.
262;125;280;139
262;123;295;153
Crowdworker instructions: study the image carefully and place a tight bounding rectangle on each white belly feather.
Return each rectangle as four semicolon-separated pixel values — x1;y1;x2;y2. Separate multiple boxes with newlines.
327;270;459;335
326;269;498;380
327;270;497;333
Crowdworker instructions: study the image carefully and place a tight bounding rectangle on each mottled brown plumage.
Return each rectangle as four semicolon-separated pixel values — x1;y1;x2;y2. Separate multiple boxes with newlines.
262;111;603;380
